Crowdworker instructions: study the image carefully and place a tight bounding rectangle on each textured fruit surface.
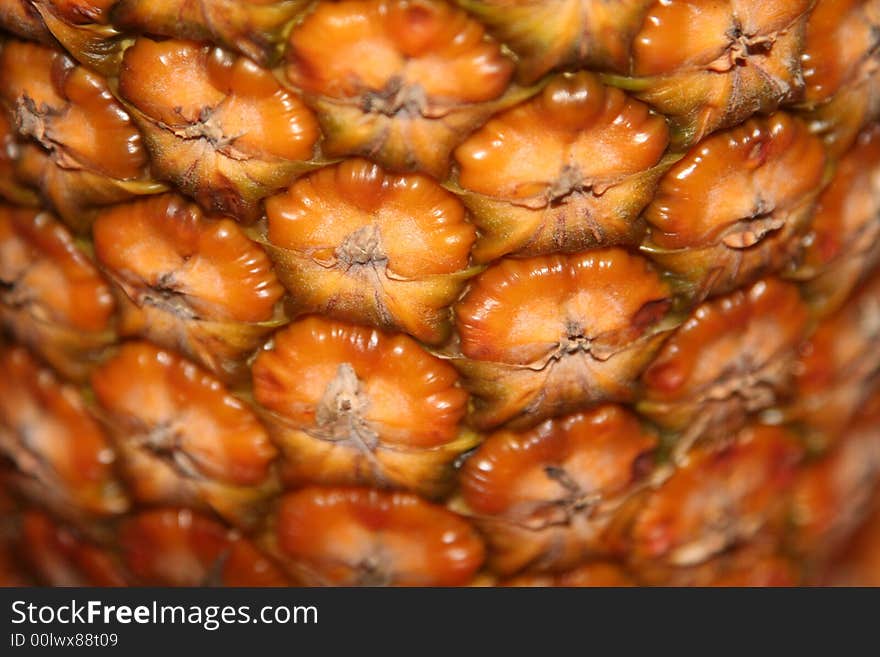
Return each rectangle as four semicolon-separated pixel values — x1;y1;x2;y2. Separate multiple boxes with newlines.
0;347;127;519
625;0;813;146
274;486;485;585
790;269;880;446
110;0;309;65
455;249;672;429
454;72;668;260
265;158;475;343
118;38;319;221
120;508;289;586
644;113;826;298
286;0;513;176
640;278;809;455
252;317;470;496
93;193;284;380
92;341;278;526
0;205;114;379
456;0;653;83
800;0;880;156
790;416;880;562
0;38;152;230
1;0;880;588
826;395;880;586
21;510;128;586
460;405;657;574
623;425;803;567
797;124;880;314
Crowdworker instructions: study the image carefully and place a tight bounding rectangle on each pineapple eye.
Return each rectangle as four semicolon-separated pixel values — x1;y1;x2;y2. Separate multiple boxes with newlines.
265;157;476;344
643;113;826;298
793;269;880;450
283;0;514;177
640;277;809;460
109;0;309;65
117;38;320;223
20;511;129;587
120;508;289;586
0;347;128;518
273;486;485;586
92;193;284;382
454;72;669;262
454;248;672;430
628;424;803;568
251;316;472;498
91;341;278;528
0;206;115;381
627;0;815;146
0;39;150;232
796;124;880;314
460;405;658;575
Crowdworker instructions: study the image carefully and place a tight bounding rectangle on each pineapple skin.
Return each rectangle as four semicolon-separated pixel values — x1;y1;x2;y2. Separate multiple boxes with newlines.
0;0;879;587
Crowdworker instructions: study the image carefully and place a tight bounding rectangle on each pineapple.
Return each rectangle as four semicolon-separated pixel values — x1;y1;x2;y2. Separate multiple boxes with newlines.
90;341;279;527
91;193;286;380
0;0;879;588
825;395;880;586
